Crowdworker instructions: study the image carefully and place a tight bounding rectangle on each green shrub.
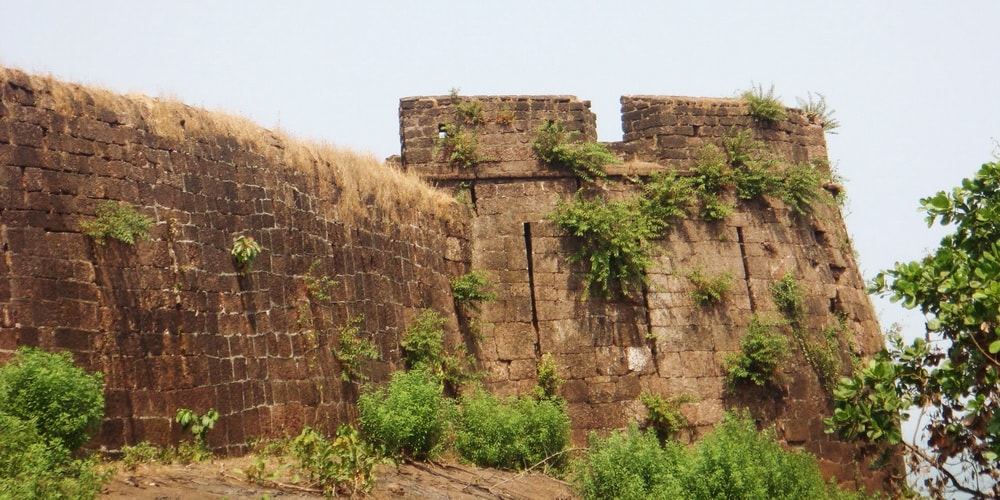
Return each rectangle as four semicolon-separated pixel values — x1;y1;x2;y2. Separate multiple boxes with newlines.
687;267;735;306
640;392;694;443
400;309;477;389
436;123;483;168
549;195;660;297
797;91;840;132
533;352;564;402
80;200;153;245
290;425;383;496
779;162;827;215
231;234;262;273
0;347;105;451
532;120;616;182
0;413;108;499
573;424;685;500
724;315;791;388
771;271;804;322
455;389;570;470
451;270;497;311
0;350;109;499
572;413;866;500
357;369;450;460
175;408;219;462
332;315;380;383
120;441;171;471
639;172;694;227
742;83;788;123
683;412;839;499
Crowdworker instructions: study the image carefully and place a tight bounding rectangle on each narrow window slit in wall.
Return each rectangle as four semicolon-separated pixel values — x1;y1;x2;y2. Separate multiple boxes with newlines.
523;222;541;356
438;124;447;139
736;226;756;312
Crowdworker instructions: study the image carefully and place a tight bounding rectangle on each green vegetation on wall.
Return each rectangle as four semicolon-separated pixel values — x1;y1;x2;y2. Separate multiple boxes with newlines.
532;120;617;182
549;195;661;298
231;234;262;273
435;91;490;168
549;127;835;298
80;200;153;245
724;315;791;388
332;315;380;383
400;309;477;391
687;267;735;306
451;270;497;311
741;83;788;123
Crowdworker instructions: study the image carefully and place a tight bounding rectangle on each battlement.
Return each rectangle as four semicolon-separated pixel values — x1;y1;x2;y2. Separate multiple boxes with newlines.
399;93;828;181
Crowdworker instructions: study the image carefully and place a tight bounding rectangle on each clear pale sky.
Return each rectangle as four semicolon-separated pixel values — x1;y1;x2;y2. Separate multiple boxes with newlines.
2;1;999;336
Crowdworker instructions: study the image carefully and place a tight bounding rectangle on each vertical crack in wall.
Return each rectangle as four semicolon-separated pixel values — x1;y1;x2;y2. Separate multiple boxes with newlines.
468;182;478;213
642;285;660;377
523;222;541;357
736;227;756;312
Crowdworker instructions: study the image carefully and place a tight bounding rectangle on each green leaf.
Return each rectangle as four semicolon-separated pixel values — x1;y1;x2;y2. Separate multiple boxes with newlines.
989;339;1000;354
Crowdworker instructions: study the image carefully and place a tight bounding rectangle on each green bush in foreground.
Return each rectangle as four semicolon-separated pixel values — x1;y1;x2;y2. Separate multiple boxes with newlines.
684;413;837;500
455;389;570;470
357;369;451;460
0;347;105;451
574;424;685;499
290;425;383;497
0;349;109;499
0;414;107;499
573;412;868;500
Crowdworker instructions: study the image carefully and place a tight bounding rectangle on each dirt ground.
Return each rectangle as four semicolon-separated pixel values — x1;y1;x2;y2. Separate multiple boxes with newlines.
101;456;577;499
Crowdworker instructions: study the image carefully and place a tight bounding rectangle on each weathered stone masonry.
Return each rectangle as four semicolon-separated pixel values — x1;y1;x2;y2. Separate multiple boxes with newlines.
0;68;468;455
0;66;894;490
400;94;891;489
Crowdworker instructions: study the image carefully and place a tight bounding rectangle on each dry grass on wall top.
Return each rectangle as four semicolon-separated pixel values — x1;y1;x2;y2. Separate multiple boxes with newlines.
0;66;457;223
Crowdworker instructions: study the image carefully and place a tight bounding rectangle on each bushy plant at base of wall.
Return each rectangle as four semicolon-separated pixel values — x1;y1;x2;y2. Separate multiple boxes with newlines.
454;389;570;471
573;413;870;500
357;369;451;460
290;425;384;496
0;347;105;451
0;347;109;498
573;424;685;499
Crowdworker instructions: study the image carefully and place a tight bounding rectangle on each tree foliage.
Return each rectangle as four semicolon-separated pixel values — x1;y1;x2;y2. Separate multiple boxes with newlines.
830;160;1000;497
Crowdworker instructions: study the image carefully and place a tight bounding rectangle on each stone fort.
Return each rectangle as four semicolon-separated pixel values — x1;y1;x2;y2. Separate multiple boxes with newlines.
0;67;896;489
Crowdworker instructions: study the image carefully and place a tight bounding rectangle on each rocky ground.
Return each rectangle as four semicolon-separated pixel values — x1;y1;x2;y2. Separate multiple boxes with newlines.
101;456;576;499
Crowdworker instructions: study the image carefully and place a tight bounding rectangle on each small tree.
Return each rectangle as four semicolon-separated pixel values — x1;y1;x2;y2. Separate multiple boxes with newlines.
0;347;105;450
829;160;1000;497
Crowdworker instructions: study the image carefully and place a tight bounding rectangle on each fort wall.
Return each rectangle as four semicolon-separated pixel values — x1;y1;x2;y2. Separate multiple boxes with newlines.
0;68;468;454
400;93;890;489
0;66;895;490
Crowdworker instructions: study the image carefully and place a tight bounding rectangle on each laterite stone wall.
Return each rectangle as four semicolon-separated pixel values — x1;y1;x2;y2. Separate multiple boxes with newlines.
400;94;894;490
0;68;468;454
